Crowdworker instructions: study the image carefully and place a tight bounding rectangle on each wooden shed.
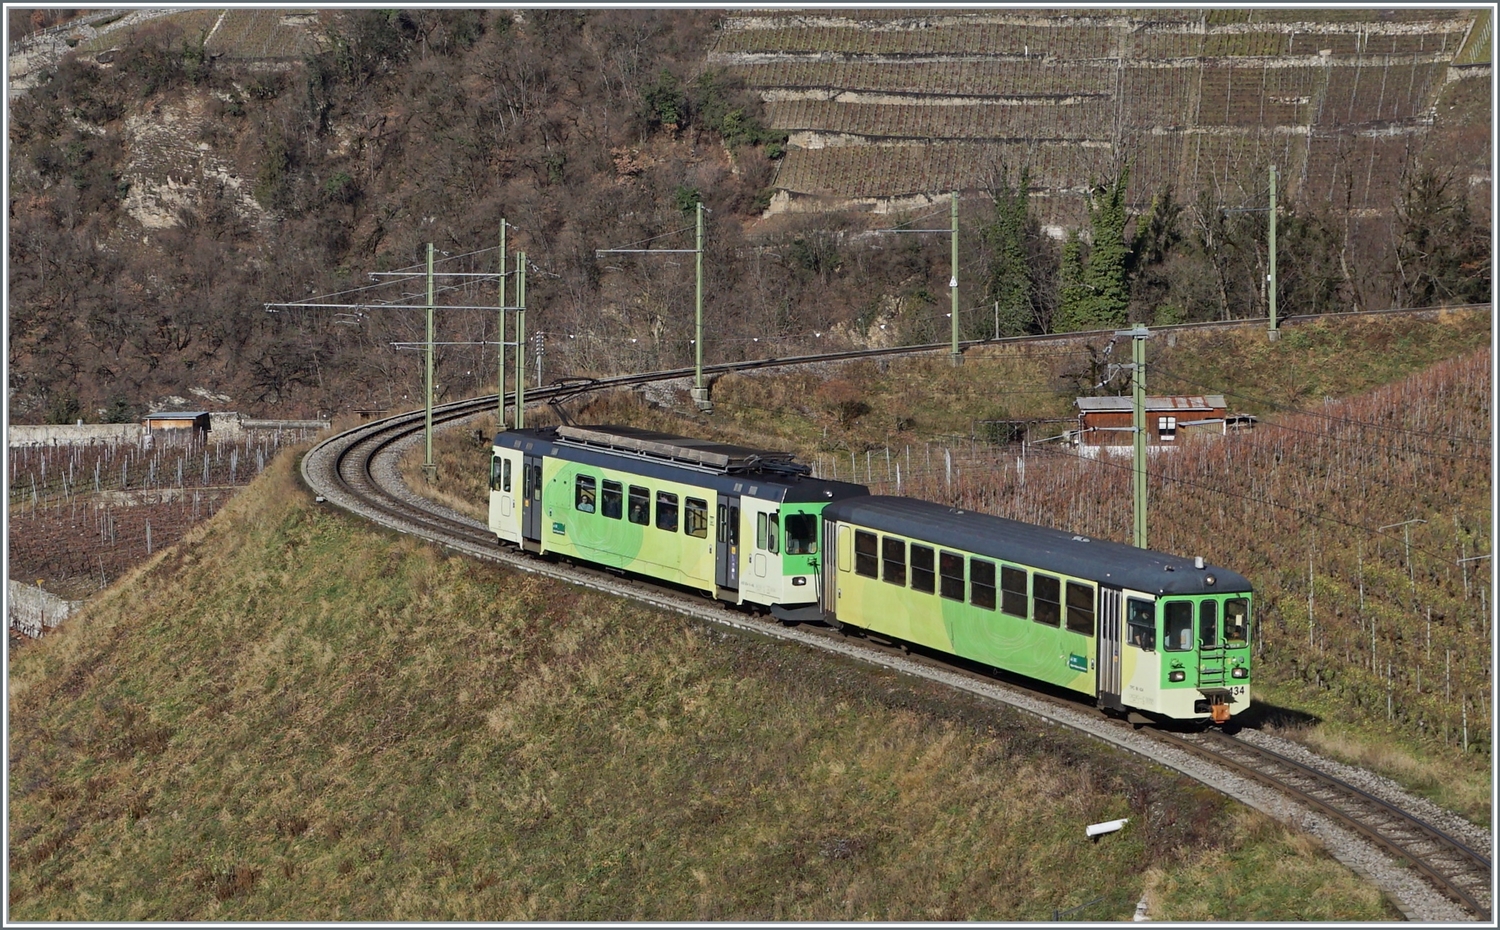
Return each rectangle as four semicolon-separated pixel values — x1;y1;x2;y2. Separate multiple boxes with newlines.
1074;395;1232;447
141;411;211;441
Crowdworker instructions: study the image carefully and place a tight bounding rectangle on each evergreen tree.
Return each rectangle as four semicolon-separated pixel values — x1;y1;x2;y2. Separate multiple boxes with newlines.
1054;229;1091;332
1054;163;1132;332
982;165;1034;338
1079;163;1131;328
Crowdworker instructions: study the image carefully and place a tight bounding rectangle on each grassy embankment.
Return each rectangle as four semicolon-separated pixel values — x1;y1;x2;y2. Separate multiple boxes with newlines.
8;447;1394;920
417;311;1491;823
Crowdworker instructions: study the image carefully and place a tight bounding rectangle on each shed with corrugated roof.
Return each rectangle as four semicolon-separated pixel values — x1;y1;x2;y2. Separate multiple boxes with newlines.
1074;395;1236;446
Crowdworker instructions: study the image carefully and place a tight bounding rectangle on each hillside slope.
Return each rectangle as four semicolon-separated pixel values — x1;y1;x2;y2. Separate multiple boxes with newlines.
7;450;1391;920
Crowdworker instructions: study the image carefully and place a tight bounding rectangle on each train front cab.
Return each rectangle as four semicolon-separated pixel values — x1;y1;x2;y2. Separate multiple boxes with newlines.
1113;591;1251;724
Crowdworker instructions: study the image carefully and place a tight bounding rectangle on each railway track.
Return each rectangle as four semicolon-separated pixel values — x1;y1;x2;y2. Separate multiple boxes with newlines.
1153;729;1492;921
300;319;1491;922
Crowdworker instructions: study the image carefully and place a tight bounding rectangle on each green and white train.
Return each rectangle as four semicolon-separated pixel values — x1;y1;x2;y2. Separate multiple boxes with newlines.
490;425;1252;724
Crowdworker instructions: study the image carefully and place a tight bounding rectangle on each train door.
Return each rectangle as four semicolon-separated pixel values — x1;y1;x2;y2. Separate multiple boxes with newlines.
489;450;522;544
1197;599;1226;687
822;519;844;623
1097;585;1125;711
738;496;780;606
520;454;544;548
715;496;741;597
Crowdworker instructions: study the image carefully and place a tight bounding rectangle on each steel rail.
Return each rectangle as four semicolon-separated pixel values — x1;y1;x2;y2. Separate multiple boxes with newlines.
1151;729;1491;921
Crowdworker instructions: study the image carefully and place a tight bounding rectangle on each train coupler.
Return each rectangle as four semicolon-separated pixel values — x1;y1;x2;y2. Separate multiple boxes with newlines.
1197;689;1233;725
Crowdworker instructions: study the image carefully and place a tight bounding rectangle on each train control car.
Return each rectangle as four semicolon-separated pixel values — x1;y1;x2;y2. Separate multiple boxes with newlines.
489;425;869;610
821;496;1253;724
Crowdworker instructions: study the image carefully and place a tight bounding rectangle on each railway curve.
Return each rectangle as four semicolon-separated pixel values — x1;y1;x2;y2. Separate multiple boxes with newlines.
299;315;1491;922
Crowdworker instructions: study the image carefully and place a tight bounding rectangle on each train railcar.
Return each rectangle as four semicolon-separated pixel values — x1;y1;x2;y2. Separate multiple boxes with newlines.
489;425;869;610
821;496;1252;724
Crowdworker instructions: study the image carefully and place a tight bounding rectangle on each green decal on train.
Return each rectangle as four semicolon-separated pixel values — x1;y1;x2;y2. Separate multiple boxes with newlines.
1068;654;1088;673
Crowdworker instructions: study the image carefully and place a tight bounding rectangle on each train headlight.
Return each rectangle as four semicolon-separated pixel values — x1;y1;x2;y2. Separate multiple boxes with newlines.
1168;670;1186;682
1232;666;1248;679
792;576;807;587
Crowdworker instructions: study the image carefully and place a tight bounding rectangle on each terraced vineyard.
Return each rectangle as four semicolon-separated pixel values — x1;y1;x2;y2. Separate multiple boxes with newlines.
70;8;323;60
711;9;1485;225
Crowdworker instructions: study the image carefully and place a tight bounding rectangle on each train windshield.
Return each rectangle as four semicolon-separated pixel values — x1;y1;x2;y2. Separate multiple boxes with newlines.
1163;601;1194;651
784;513;818;555
1224;598;1250;645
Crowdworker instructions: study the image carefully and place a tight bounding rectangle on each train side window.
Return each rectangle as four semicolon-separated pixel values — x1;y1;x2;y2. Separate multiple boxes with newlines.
502;459;512;493
970;558;996;610
1065;581;1095;636
854;530;878;578
601;480;622;519
767;511;779;554
939;551;964;601
1033;573;1060;626
1224;598;1249;645
628;486;650;526
1199;600;1219;647
685;498;708;538
717;504;728;544
575;475;596;513
1127;598;1156;651
728;506;740;546
757;513;767;549
911;545;935;593
490;455;503;491
1163;601;1194;651
1000;566;1028;618
655;492;679;532
881;536;906;586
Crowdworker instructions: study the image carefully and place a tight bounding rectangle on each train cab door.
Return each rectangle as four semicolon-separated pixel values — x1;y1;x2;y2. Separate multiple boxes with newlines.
520;454;544;550
489;450;522;544
715;496;741;598
1097;585;1126;712
1197;599;1226;687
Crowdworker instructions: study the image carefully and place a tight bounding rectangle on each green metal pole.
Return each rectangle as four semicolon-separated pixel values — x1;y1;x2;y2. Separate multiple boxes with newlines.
690;202;714;412
1131;324;1148;549
515;251;526;429
950;189;961;366
1268;164;1278;339
498;219;507;425
695;200;704;392
424;242;435;479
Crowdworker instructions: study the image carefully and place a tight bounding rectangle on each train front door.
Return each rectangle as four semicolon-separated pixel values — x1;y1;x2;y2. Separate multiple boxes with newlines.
1097;585;1125;712
715;496;741;596
520;454;543;549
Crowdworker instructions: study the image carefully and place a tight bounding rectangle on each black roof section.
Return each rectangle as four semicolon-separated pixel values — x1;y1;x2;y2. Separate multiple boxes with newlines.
824;496;1251;596
555;424;802;474
494;426;869;504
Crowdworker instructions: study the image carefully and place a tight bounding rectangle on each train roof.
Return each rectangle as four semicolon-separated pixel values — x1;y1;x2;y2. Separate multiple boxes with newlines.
824;496;1251;596
495;425;868;504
